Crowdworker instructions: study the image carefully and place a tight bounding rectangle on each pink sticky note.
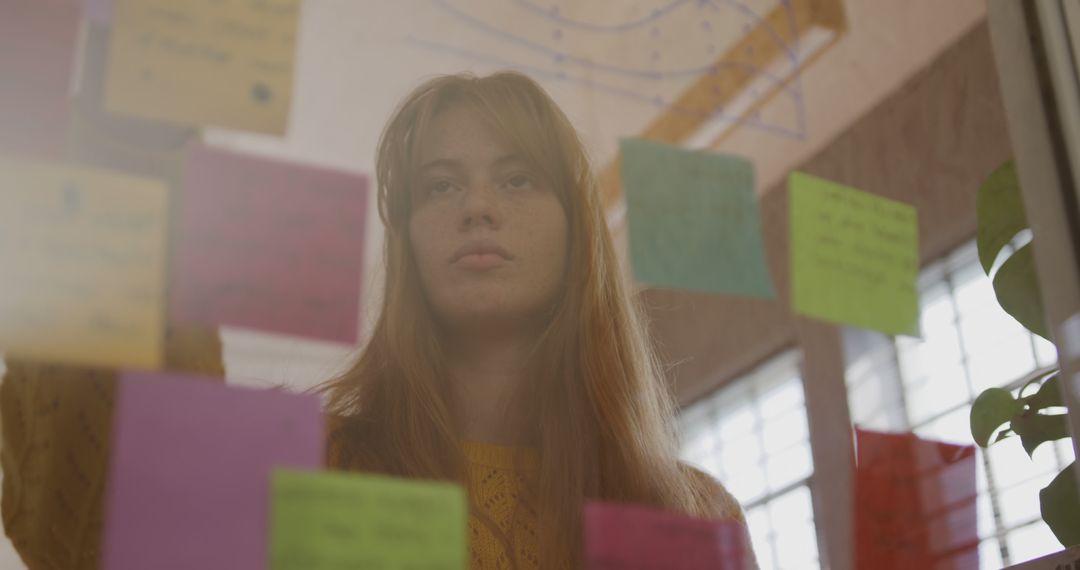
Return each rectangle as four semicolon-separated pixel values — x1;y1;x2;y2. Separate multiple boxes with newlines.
855;428;979;570
171;145;368;344
0;0;80;158
83;0;112;24
103;372;324;570
585;502;748;570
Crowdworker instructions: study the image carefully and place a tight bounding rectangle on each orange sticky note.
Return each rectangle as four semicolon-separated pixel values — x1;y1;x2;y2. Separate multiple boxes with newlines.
855;428;979;569
0;157;168;369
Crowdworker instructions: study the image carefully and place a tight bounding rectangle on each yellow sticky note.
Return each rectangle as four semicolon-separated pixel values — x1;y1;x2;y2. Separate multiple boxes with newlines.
790;172;919;337
105;0;300;135
0;157;168;369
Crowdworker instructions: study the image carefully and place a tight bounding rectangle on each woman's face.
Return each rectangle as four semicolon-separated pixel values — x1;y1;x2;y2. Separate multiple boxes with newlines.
408;103;568;334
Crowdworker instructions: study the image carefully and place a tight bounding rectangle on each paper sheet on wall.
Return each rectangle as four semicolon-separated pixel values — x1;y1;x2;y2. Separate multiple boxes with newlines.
105;0;300;134
854;428;979;569
0;158;168;369
270;469;468;570
0;0;80;158
170;144;368;344
621;138;775;298
103;372;324;570
789;172;919;336
585;501;748;569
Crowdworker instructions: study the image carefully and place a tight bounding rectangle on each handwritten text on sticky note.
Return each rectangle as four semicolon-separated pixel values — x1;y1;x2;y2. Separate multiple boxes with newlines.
271;469;468;570
585;501;748;569
789;172;919;336
170;144;367;344
0;158;167;369
855;428;979;569
105;0;300;134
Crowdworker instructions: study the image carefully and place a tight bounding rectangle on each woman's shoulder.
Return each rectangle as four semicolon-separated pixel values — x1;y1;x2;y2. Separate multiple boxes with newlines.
679;462;746;523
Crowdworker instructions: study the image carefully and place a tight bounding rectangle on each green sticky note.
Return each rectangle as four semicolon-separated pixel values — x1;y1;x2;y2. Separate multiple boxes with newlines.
270;469;468;570
789;172;920;336
620;138;775;297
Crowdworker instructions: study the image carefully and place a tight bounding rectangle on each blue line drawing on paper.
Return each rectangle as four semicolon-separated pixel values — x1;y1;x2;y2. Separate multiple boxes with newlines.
411;0;808;141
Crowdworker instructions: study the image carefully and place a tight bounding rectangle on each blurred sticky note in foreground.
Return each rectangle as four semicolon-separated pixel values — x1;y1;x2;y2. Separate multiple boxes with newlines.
789;172;919;336
621;138;774;297
0;0;80;158
105;0;300;134
854;428;978;569
171;144;368;344
103;372;323;570
0;157;167;369
584;502;748;569
271;469;468;570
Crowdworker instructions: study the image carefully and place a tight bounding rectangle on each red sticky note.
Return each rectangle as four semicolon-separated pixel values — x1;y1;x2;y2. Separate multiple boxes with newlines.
855;428;979;570
171;145;368;344
584;502;748;570
103;372;324;570
0;0;80;158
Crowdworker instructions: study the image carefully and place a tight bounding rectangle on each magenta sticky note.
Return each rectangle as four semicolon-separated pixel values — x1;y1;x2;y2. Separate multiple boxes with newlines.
171;144;368;344
0;0;80;159
103;372;324;570
584;502;748;570
83;0;112;24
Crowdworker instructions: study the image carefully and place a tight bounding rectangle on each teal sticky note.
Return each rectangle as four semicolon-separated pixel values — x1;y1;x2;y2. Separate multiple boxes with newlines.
270;469;468;570
789;172;920;336
620;138;775;297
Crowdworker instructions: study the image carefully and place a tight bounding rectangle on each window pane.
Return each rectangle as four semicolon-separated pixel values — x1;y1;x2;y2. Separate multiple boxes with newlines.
677;351;816;569
768;486;818;569
1006;522;1064;566
845;243;1068;569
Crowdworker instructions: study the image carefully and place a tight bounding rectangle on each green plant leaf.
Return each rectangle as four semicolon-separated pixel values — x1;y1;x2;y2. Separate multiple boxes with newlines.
1012;413;1072;456
1040;462;1080;547
992;243;1050;339
1024;373;1064;411
994;429;1015;443
970;388;1021;447
976;161;1028;275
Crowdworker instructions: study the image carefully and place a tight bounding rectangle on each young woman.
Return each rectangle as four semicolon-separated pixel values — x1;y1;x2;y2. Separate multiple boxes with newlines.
320;72;747;568
0;71;748;570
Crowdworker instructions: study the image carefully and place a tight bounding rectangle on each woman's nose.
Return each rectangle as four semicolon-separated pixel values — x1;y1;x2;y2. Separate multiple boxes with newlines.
459;185;500;230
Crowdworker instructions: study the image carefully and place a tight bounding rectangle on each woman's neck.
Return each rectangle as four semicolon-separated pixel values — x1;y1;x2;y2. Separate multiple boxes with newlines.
443;328;537;446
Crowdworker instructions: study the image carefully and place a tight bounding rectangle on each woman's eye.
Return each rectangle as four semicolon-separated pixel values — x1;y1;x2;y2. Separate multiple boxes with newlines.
429;180;454;194
505;174;534;190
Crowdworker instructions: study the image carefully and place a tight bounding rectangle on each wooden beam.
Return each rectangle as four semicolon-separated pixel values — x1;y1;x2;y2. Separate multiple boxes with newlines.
599;0;846;210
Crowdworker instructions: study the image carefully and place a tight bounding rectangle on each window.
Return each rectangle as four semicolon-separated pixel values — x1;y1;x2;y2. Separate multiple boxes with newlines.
845;241;1073;568
678;351;820;570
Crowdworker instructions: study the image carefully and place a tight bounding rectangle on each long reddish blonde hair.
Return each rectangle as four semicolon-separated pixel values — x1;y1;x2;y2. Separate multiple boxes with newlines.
320;71;718;567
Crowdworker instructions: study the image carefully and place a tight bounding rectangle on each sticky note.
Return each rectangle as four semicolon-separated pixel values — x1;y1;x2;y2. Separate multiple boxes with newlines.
0;157;168;369
854;428;979;569
789;172;919;336
84;0;114;24
621;138;774;297
170;144;368;344
585;502;748;569
103;372;324;570
0;0;80;158
105;0;300;134
66;23;198;184
270;469;468;570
